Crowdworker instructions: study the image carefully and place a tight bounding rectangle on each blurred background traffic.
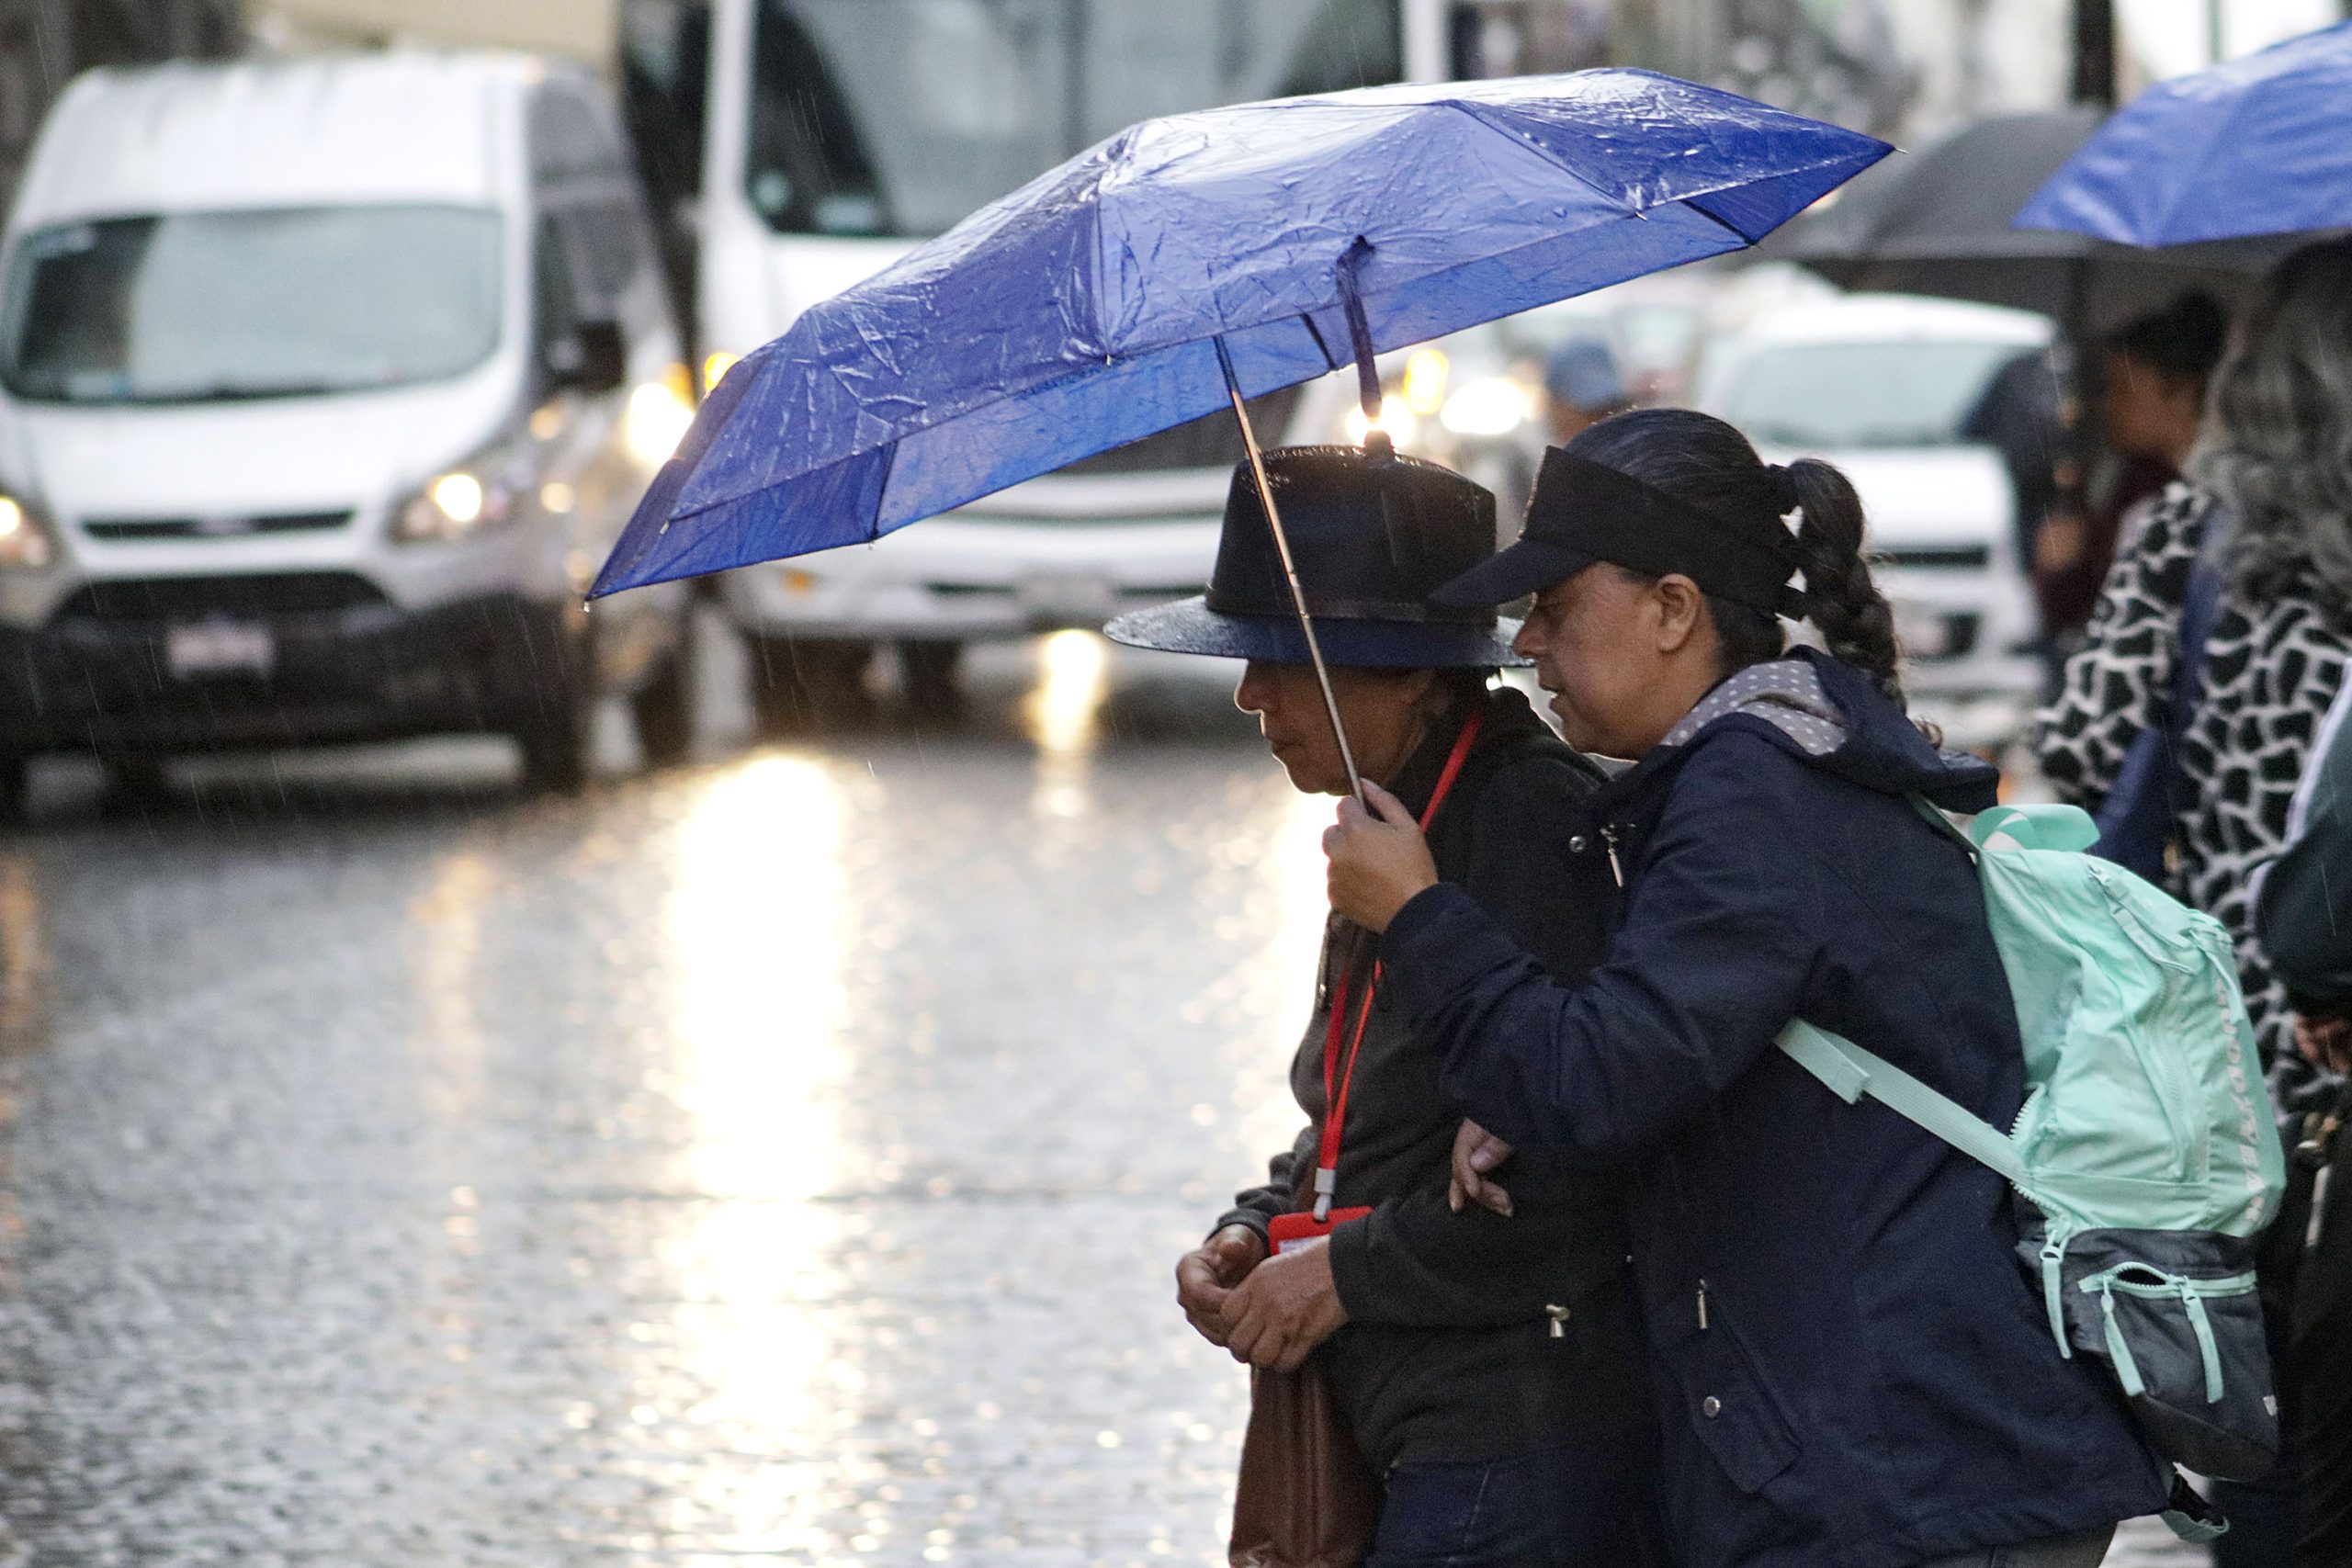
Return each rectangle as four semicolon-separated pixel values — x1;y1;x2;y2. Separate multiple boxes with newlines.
0;3;2337;1564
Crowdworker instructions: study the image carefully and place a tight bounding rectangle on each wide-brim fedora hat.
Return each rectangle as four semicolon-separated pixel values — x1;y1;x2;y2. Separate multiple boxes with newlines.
1103;445;1525;670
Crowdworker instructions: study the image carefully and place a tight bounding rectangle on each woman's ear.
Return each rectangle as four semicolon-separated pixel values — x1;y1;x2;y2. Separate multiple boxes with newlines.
1651;573;1707;654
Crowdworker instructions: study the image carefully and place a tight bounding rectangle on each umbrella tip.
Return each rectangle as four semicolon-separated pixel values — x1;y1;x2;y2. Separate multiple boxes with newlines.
1363;429;1395;461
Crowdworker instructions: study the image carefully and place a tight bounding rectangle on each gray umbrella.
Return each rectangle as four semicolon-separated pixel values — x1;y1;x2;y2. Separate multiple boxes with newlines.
1762;107;2294;327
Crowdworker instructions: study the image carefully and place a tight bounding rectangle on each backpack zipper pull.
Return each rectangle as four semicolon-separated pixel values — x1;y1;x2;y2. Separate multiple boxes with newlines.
1601;826;1625;887
1545;1303;1571;1338
1696;1279;1709;1331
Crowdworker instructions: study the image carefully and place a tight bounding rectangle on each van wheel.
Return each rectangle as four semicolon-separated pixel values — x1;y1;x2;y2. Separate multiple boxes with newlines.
514;626;599;796
631;628;697;769
900;640;965;725
747;636;872;738
106;759;171;802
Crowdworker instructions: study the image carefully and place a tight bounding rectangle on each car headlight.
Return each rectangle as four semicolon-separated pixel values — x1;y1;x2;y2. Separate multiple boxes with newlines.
701;349;742;397
0;492;57;570
1440;377;1534;438
624;376;695;468
394;450;531;546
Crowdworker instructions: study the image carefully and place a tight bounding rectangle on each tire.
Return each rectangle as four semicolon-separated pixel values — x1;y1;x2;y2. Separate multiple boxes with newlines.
514;620;599;796
899;639;965;725
0;756;27;825
747;635;872;738
105;759;171;802
630;621;697;769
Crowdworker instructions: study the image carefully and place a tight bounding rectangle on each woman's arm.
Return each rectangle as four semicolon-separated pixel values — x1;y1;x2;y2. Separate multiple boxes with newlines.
1216;1122;1317;1245
2034;490;2203;811
1374;733;1825;1162
2257;676;2352;1008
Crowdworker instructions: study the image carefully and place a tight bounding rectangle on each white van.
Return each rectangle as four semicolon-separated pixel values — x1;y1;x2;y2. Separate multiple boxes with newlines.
1694;293;2054;749
0;53;702;813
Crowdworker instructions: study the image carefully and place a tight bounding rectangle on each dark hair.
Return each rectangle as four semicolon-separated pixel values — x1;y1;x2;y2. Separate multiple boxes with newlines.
2105;289;2229;382
1563;408;1910;711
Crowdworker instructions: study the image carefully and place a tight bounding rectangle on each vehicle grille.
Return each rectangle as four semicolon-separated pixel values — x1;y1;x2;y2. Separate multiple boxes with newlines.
82;511;352;542
51;572;389;624
1057;386;1304;476
1879;545;1992;570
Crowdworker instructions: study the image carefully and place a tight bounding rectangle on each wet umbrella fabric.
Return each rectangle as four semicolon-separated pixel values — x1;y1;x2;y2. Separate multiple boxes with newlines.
1764;107;2290;323
590;71;1889;598
2016;19;2352;249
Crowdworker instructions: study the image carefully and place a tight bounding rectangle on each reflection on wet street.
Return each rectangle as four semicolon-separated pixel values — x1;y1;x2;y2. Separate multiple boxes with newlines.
0;626;2191;1567
0;627;1331;1567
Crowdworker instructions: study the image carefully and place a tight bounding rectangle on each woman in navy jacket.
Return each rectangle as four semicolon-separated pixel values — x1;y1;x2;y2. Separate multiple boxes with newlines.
1323;410;2171;1568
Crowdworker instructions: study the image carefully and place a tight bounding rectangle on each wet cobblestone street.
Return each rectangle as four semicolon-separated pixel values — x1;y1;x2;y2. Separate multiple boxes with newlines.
0;629;2197;1566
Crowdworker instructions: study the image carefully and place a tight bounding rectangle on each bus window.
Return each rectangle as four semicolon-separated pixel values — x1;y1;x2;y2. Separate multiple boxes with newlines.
744;0;1404;241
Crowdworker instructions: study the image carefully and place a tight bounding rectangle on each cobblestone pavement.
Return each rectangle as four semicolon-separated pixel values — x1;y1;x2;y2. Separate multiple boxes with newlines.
0;626;2199;1566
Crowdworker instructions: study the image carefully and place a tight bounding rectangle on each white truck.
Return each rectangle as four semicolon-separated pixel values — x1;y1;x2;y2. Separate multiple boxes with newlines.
616;0;1453;728
0;53;702;812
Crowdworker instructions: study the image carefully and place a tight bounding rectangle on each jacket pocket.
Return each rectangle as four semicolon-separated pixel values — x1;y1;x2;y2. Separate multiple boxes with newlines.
1652;1287;1801;1495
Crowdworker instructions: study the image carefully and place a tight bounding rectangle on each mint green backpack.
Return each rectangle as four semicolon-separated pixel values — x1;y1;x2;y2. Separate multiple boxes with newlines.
1777;800;2288;1494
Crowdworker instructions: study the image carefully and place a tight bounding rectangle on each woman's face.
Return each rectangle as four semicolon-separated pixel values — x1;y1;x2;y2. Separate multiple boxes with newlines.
1512;564;1713;759
2100;349;2204;464
1233;661;1438;796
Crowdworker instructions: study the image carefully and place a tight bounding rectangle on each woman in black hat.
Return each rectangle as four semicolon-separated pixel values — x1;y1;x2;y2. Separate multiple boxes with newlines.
1320;409;2171;1568
1109;444;1663;1567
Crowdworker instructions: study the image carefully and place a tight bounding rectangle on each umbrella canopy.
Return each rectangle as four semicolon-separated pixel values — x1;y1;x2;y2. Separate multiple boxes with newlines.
1765;107;2290;323
2016;19;2352;249
592;71;1889;598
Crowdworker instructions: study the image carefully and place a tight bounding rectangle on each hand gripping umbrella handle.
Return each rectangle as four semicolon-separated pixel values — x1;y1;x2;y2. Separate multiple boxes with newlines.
1214;334;1363;804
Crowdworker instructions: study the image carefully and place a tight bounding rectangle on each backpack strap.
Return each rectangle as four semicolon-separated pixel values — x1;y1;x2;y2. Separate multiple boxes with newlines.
1776;1021;2032;1190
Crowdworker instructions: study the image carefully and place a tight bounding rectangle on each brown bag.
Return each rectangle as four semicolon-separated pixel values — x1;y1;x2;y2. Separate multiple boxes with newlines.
1226;1346;1381;1568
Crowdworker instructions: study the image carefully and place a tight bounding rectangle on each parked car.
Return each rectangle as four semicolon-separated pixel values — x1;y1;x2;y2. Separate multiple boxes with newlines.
1693;292;2053;747
0;52;701;814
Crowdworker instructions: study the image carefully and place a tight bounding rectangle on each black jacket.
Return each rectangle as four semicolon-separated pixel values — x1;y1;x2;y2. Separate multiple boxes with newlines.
1216;685;1649;1472
1382;652;2169;1567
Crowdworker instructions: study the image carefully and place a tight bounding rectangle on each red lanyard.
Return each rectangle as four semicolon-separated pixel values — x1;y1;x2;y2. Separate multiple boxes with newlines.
1312;709;1483;1218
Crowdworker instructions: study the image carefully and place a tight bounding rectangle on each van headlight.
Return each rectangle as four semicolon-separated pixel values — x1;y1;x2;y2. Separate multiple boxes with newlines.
395;466;518;545
624;376;696;468
1440;378;1534;438
0;492;57;570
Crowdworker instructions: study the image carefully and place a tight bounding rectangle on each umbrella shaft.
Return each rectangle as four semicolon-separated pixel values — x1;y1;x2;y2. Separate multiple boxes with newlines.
1215;339;1363;802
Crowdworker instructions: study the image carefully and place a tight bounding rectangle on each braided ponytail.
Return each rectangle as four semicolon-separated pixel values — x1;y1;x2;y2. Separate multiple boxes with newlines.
1783;457;1908;712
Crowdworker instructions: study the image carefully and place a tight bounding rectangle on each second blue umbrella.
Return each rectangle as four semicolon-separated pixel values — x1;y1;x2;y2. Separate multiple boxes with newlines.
2016;19;2352;248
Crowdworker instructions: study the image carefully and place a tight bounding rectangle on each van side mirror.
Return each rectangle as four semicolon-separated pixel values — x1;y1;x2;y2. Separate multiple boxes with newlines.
548;320;628;394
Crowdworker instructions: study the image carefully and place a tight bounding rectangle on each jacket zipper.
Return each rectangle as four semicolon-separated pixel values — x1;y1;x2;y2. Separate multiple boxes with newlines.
1697;1278;1709;1331
1601;825;1625;887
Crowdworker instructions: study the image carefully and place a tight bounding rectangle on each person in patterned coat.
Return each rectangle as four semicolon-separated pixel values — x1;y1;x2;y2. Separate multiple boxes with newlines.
2035;236;2352;1568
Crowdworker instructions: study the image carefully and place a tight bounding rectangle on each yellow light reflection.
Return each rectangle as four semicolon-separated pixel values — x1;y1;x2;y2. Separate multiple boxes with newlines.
669;754;851;1200
0;850;47;1046
661;755;860;1541
1025;629;1107;819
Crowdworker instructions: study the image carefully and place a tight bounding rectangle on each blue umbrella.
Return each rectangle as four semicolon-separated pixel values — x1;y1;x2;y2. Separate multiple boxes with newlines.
594;70;1886;787
2017;20;2352;247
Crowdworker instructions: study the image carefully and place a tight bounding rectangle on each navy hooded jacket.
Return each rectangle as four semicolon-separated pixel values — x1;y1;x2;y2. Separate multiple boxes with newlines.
1379;651;2170;1568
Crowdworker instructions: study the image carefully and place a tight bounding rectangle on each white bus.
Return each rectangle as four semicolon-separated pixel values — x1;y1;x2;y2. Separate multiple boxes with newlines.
618;0;1453;728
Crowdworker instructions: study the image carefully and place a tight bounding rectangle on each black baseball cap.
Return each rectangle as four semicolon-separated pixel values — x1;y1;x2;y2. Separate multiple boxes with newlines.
1435;447;1804;616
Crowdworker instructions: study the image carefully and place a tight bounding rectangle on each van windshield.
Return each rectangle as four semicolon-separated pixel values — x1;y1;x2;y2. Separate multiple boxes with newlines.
1716;340;2036;450
745;0;1401;239
2;205;504;405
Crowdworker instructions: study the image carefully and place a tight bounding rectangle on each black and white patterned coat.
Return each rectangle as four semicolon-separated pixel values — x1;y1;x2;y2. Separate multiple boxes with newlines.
2036;483;2352;1094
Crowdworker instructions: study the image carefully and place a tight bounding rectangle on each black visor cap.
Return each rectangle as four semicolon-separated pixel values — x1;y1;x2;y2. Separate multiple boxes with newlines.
1436;449;1801;614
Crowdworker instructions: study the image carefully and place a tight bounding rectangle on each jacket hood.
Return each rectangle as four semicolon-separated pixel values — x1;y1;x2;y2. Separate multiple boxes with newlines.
1613;648;1999;815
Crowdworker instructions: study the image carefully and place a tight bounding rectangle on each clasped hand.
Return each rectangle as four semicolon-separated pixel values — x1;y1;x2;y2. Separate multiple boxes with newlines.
1323;780;1440;932
1173;1225;1348;1371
